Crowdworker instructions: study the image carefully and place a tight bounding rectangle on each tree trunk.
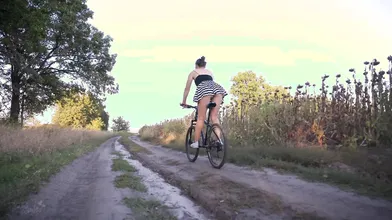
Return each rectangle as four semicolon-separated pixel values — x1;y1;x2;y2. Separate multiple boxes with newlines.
10;65;21;124
20;94;25;127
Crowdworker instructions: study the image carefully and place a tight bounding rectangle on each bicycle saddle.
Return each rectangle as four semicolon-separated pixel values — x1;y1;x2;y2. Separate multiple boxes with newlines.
207;102;216;108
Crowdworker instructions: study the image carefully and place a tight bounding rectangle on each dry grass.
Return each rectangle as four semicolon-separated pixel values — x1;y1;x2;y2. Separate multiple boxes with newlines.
0;124;114;219
0;124;110;153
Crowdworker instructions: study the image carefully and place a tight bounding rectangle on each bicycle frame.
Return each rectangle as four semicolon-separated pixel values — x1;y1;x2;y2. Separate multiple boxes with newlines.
181;102;227;169
191;107;213;147
182;103;215;147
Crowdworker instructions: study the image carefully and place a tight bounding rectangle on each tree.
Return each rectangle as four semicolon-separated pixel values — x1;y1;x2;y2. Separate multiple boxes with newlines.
0;0;118;125
111;116;130;132
101;110;109;131
52;92;107;130
230;71;287;119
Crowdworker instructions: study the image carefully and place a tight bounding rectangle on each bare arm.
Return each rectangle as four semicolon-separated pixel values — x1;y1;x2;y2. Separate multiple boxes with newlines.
182;71;195;104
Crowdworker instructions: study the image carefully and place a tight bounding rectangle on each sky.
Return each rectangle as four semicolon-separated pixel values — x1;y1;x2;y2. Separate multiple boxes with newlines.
36;0;392;130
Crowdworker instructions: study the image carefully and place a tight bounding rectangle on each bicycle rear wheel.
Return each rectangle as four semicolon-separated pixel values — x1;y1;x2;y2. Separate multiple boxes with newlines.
206;123;227;169
185;126;199;162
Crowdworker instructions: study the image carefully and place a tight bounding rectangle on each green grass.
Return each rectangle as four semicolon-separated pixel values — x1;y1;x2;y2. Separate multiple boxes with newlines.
0;137;110;219
111;158;137;172
117;132;151;154
114;173;147;192
226;145;392;199
251;158;391;196
123;197;177;220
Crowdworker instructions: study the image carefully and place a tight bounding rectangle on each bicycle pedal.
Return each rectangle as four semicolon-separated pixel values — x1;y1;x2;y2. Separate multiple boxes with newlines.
213;141;222;147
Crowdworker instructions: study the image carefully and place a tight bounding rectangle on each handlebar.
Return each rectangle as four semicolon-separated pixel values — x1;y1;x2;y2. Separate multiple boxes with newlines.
180;103;197;109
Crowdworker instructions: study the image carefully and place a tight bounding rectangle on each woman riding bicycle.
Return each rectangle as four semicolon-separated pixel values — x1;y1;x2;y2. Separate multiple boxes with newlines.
180;56;227;148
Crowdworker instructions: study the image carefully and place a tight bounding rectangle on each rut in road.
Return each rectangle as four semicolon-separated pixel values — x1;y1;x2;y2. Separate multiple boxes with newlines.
130;136;392;220
113;140;212;220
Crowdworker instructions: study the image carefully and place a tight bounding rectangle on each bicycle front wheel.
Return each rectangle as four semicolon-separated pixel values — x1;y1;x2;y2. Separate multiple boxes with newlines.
206;123;227;169
185;126;199;162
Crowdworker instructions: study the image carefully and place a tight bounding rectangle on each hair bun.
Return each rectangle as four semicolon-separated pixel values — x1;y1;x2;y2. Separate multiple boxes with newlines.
200;56;205;61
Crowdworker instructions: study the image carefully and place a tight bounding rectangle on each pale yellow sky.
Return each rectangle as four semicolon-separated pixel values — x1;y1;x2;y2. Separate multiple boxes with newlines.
88;0;392;62
37;0;392;128
120;46;336;66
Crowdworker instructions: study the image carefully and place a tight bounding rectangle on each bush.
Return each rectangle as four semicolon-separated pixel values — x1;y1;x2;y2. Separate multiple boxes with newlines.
223;57;392;149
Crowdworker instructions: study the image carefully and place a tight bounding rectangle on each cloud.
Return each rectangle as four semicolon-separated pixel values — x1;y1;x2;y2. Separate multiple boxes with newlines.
118;46;335;66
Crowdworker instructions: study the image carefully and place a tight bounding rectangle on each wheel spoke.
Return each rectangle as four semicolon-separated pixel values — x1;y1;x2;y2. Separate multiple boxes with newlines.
206;124;227;169
185;126;199;162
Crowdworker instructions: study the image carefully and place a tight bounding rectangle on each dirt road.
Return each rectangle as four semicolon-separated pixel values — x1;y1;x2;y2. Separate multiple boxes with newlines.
7;137;133;220
6;136;392;220
7;137;210;220
130;136;392;220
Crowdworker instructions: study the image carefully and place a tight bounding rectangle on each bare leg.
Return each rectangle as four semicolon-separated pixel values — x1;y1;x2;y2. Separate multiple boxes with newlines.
210;94;223;139
193;96;212;144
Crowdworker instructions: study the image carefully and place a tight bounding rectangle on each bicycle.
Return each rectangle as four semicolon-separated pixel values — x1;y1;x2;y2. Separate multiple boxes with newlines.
180;102;228;169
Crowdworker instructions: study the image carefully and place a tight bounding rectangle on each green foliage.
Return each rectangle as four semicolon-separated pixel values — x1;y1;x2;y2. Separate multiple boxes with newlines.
230;71;287;119
111;116;130;132
86;118;105;131
0;0;118;124
225;57;392;148
52;92;108;130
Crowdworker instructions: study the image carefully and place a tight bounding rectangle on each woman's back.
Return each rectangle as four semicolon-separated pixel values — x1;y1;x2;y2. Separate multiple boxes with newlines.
193;68;213;79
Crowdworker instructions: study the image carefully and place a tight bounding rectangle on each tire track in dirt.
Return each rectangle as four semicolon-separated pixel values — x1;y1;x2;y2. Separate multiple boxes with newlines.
113;140;213;220
129;136;392;220
7;137;133;220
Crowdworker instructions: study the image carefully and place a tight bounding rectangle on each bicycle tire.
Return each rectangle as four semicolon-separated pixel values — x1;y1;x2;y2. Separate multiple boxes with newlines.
206;123;227;169
185;126;199;162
